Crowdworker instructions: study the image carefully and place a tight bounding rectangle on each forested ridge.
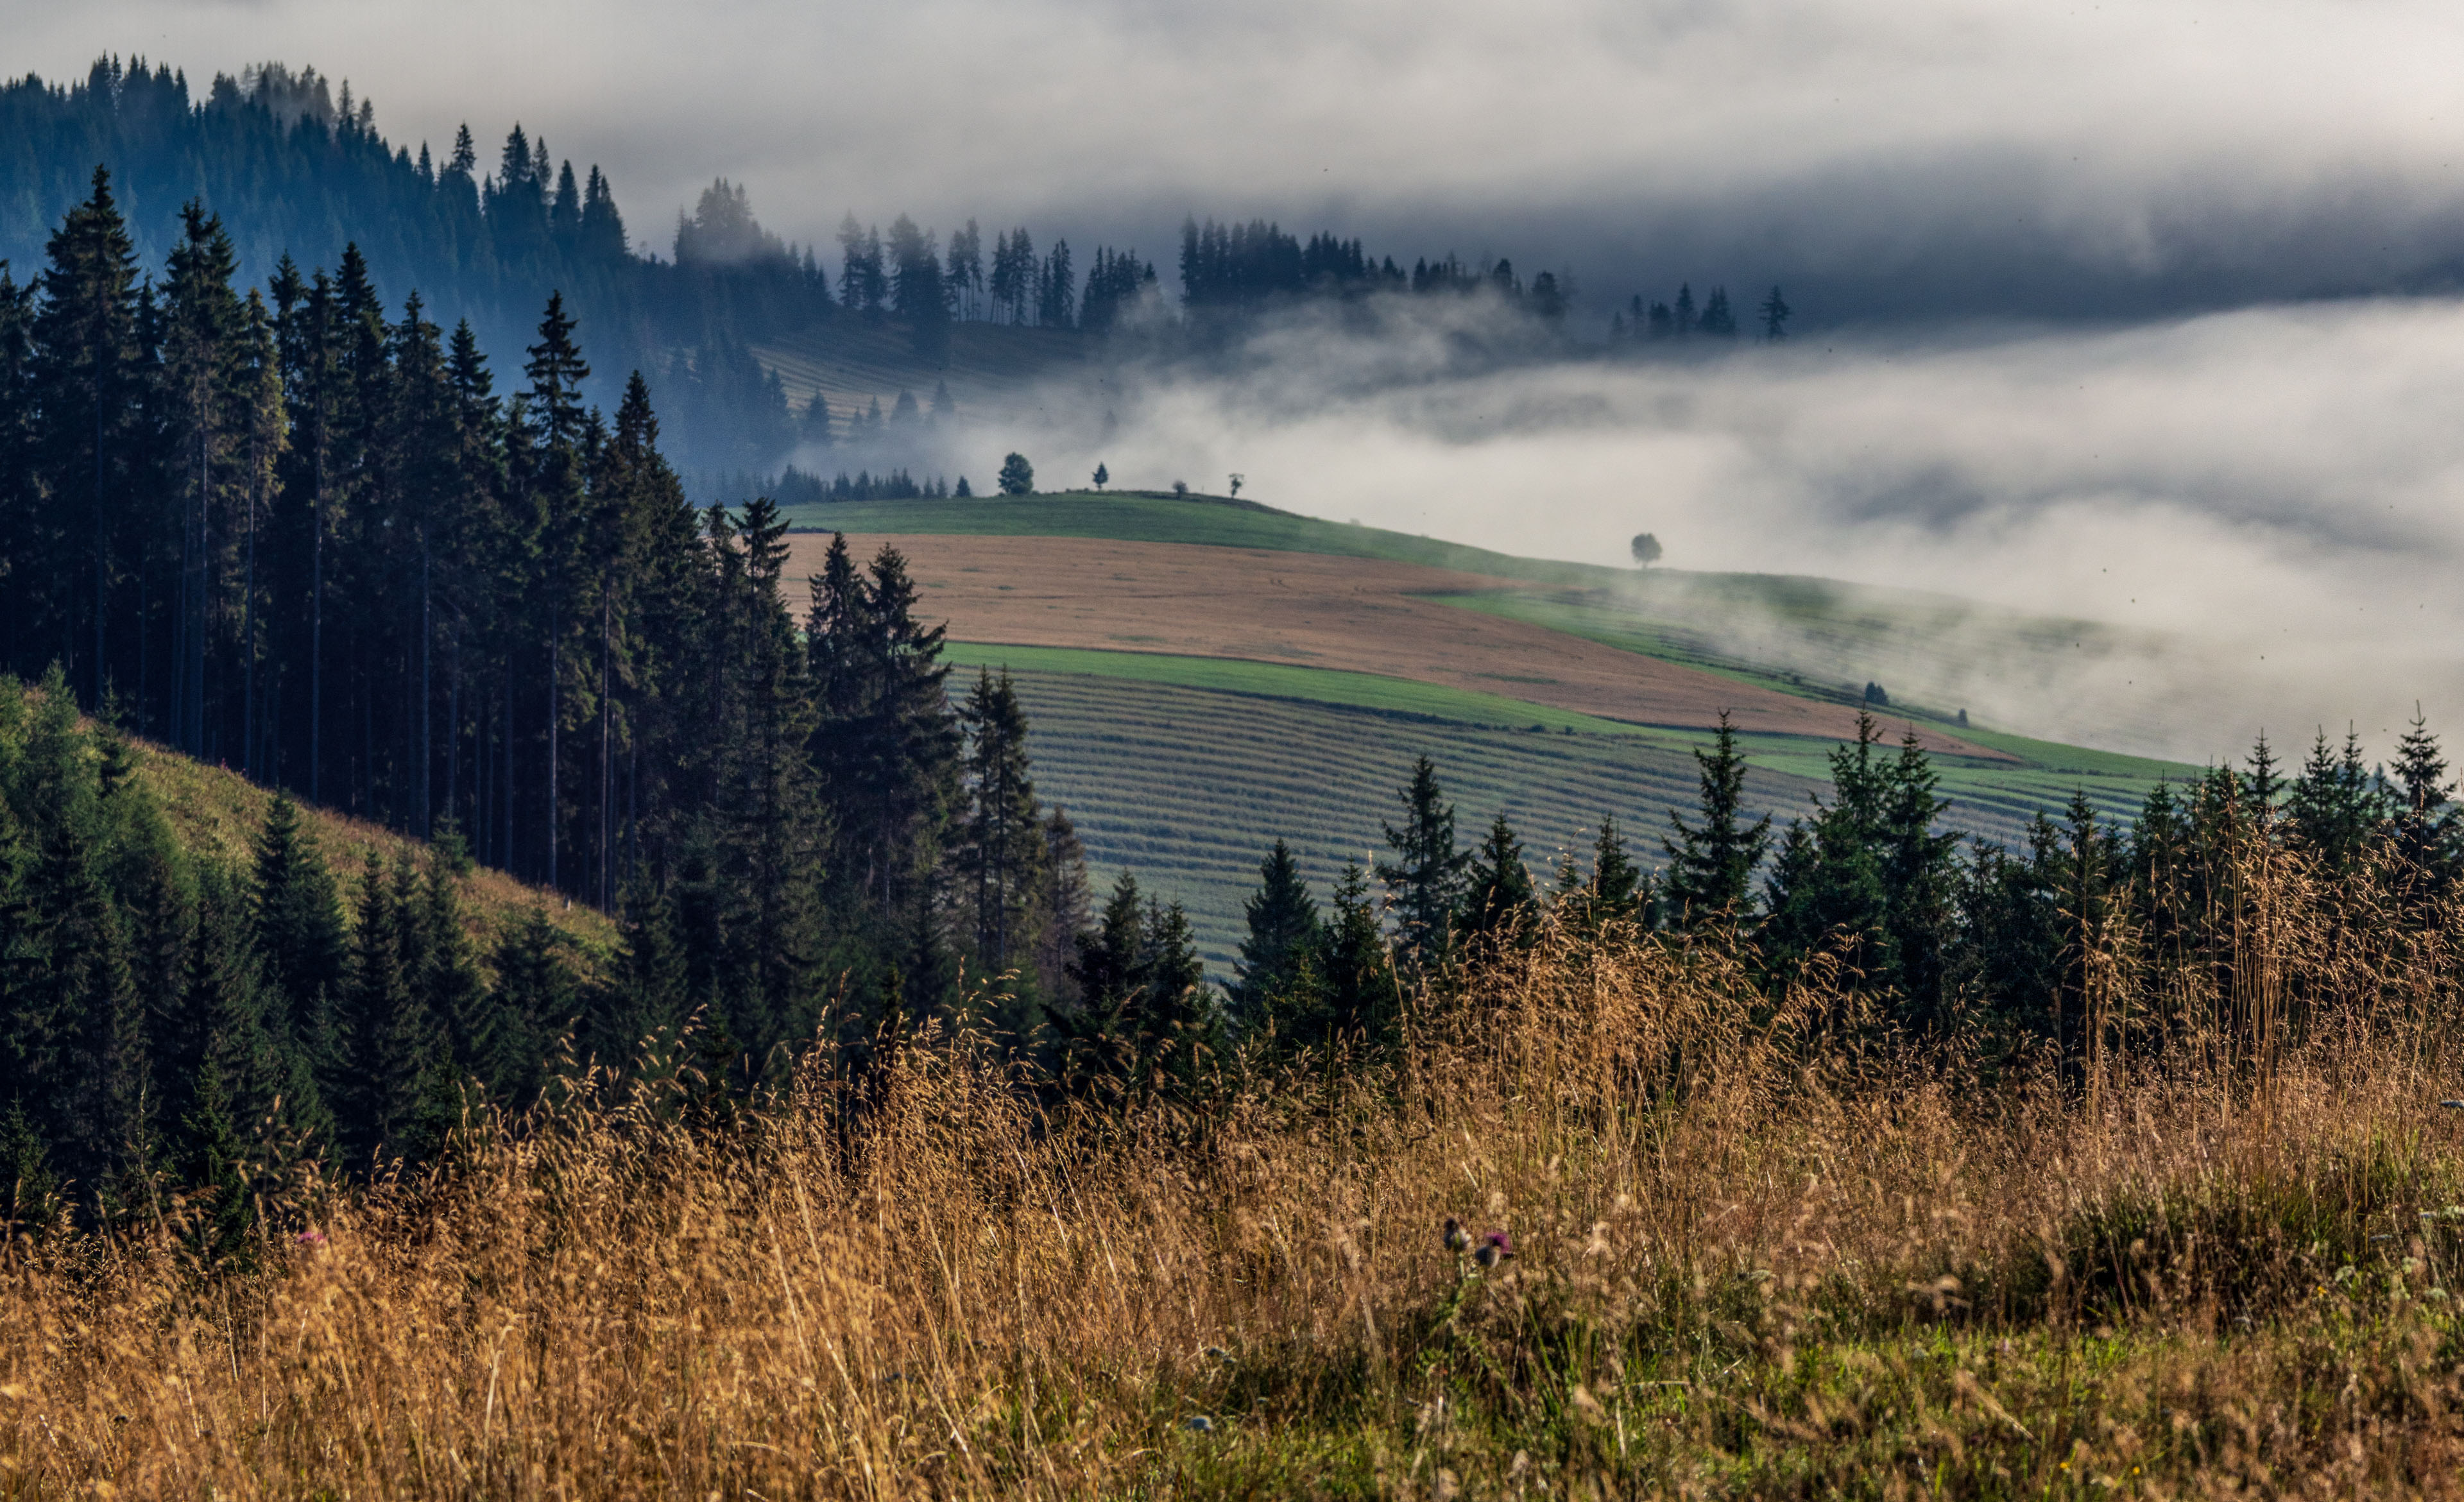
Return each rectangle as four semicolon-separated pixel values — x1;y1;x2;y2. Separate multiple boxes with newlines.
2;56;1779;493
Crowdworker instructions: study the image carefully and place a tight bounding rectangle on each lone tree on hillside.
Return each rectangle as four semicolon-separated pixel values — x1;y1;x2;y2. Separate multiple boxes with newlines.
1228;473;1244;499
997;452;1034;495
1092;462;1109;490
1630;533;1663;567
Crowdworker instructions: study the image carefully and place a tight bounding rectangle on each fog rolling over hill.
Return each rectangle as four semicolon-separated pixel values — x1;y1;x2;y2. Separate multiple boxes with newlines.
874;293;2464;764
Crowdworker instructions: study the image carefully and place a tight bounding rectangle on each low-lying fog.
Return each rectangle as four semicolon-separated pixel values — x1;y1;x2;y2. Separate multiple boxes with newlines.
901;295;2464;767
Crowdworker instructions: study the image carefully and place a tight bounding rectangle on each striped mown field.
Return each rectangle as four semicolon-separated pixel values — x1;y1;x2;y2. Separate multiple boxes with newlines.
971;659;2182;971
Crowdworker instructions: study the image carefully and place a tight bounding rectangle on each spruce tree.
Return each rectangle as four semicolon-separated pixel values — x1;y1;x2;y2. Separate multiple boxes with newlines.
1760;715;1890;980
157;202;246;760
1584;815;1649;930
1319;859;1398;1048
1233;839;1321;1018
1378;756;1469;969
30;167;145;709
1061;871;1147;1086
486;907;573;1102
251;793;347;1039
1877;730;1962;1028
597;864;690;1071
1459;813;1537;950
1663;712;1772;925
1032;806;1092;1005
955;668;1045;983
340;855;444;1161
2390;712;2461;898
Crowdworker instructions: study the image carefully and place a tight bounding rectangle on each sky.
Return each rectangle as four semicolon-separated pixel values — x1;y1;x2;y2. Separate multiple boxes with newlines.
15;0;2464;321
13;0;2464;758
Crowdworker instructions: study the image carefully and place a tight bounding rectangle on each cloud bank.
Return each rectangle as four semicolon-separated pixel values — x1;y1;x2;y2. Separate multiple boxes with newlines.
18;0;2464;317
989;296;2464;762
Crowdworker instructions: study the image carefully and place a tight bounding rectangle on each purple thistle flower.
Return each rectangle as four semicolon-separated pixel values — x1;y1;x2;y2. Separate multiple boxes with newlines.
1442;1216;1471;1254
1474;1231;1514;1268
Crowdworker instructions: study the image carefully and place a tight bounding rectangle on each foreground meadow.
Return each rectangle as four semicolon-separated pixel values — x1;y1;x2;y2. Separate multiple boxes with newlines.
9;874;2464;1499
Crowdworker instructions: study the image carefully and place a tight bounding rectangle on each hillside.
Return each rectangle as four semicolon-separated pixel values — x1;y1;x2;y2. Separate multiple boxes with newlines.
789;533;2010;756
132;734;617;971
767;491;2201;969
955;660;2171;969
778;491;2177;744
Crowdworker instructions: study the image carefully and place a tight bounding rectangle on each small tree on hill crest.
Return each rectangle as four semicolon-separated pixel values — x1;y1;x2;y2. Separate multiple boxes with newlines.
997;452;1034;495
1630;533;1662;567
1092;462;1109;490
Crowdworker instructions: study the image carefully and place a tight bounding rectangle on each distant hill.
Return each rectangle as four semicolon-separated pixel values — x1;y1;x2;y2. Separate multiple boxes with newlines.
774;491;2198;968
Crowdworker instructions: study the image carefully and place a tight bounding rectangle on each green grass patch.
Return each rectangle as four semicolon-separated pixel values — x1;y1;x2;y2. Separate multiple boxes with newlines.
944;640;1685;739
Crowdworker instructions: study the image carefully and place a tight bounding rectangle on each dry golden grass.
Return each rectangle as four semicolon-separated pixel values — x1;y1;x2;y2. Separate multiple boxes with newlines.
9;859;2464;1497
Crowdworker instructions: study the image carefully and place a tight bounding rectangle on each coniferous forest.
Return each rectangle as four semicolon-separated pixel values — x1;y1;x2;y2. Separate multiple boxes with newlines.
0;59;1758;494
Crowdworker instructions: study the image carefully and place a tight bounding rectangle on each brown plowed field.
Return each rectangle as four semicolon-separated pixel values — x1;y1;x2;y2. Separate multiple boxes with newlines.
789;534;2011;760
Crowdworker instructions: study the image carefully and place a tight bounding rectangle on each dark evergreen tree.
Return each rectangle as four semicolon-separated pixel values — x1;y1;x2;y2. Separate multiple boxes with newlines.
1459;813;1537;950
28;167;146;709
1663;712;1772;925
1319;858;1398;1048
954;668;1046;996
1233;839;1321;1020
1378;756;1469;971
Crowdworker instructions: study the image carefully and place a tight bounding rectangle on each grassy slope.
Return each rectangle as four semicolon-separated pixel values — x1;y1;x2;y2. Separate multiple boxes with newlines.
132;737;616;970
799;492;2198;968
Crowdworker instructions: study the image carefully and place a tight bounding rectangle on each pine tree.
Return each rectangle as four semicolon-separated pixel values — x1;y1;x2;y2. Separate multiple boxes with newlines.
30;167;146;709
1379;756;1469;970
1233;839;1321;1020
1663;712;1772;925
1459;813;1537;950
955;668;1046;989
251;793;347;1040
